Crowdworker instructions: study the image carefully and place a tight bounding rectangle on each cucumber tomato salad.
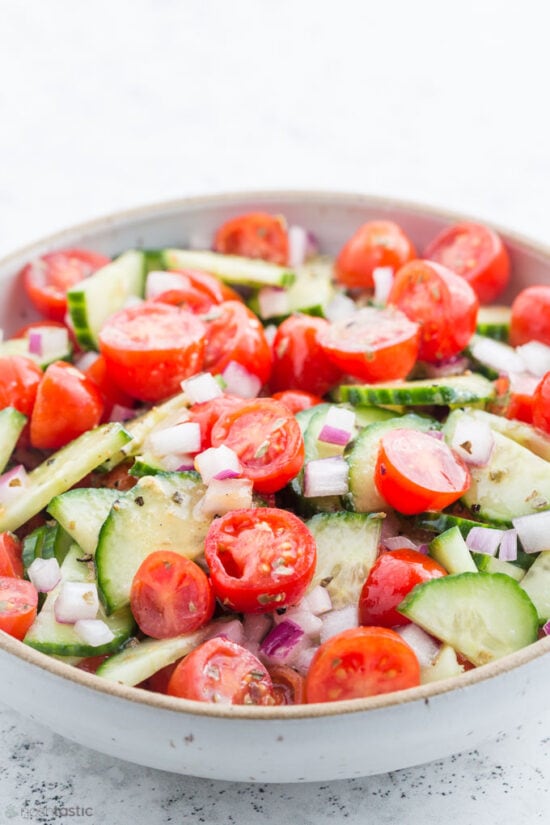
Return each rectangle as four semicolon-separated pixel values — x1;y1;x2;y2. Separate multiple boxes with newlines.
1;212;550;706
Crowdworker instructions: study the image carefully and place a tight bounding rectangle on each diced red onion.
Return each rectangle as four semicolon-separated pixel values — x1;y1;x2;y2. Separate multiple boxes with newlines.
274;606;323;638
198;477;253;517
325;293;356;323
157;453;195;472
498;529;518;562
181;372;223;404
372;266;394;306
396;624;440;667
424;355;470;378
27;557;62;593
319;605;358;644
148;422;201;457
109;404;136;423
543;620;550;636
28;330;43;355
242;612;272;645
509;371;540;396
318;406;355;447
416;544;429;555
145;270;188;300
466;526;505;556
74;351;100;372
74;619;115;647
383;536;419;552
259;619;305;664
29;326;69;360
512;511;550;554
302;585;332;616
469;336;524;375
194;445;242;484
0;465;28;506
516;341;550;377
258;287;290;319
427;429;444;440
304;457;349;498
263;324;278;347
293;645;318;676
222;361;261;398
208;618;245;646
287;225;309;268
54;582;99;624
449;416;495;467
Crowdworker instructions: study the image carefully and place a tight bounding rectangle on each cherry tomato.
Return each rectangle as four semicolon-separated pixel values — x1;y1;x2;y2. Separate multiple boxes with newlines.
318;307;420;382
359;549;447;628
510;286;550;347
0;355;43;417
335;220;417;290
203;301;272;386
130;551;215;639
305;626;420;703
83;355;135;422
76;655;109;674
21;249;111;321
0;533;24;579
30;361;104;450
98;302;206;403
139;661;180;694
13;319;80;354
210;399;305;494
0;576;38;640
497;373;539;424
272;389;324;414
424;222;510;304
268;664;306;705
167;636;275;705
270;315;342;396
532;373;550;434
204;507;316;613
375;428;471;515
214;212;289;265
388;260;479;363
187;394;244;451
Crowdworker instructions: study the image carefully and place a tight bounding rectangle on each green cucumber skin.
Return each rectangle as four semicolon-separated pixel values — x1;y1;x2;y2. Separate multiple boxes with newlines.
47;487;122;556
475;306;511;342
428;526;478;574
471;552;525;582
337;374;495;407
0;407;27;473
519;550;550;622
163;249;295;289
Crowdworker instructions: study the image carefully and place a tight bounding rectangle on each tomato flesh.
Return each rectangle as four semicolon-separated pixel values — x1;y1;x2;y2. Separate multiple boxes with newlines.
203;301;272;386
270;315;342;396
0;355;43;418
335;220;417;290
214;212;289;265
0;576;38;640
0;533;24;579
187;394;244;451
268;664;306;705
510;286;550;347
271;390;324;414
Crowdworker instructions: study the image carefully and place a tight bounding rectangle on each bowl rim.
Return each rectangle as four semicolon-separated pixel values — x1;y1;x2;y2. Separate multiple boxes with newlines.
1;188;549;721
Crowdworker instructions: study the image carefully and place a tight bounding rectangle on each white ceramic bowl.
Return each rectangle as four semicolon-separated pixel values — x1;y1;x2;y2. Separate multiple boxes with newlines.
1;191;549;783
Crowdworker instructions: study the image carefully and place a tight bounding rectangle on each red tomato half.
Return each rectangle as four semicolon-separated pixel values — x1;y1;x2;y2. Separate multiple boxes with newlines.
204;507;317;613
272;390;324;414
210;399;304;494
305;626;420;703
375;428;471;515
98;302;206;403
270;315;342;396
22;249;111;321
187;394;244;451
84;354;135;422
268;664;306;705
424;222;510;304
30;361;104;450
130;551;215;639
0;355;43;417
0;576;38;640
203;301;272;386
167;636;275;705
335;220;417;290
510;286;550;347
214;212;289;265
359;549;447;628
318;307;420;382
532;373;550;434
388;260;479;363
0;533;24;579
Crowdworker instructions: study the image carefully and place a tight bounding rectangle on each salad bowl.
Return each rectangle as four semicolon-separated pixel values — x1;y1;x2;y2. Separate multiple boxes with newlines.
0;190;549;783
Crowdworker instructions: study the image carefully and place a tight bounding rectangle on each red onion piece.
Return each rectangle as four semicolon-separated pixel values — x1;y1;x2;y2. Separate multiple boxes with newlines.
287;225;309;268
259;619;305;664
182;372;223;404
470;337;524;375
28;330;43;356
198;477;254;518
222;361;261;398
512;511;550;554
383;536;419;552
318;425;350;446
325;293;356;323
302;586;332;616
319;605;358;644
0;465;28;506
293;645;318;676
466;526;505;556
274;606;322;638
498;529;518;562
318;406;355;446
208;618;245;646
27;557;62;593
449;416;495;467
54;582;99;624
145;270;188;300
396;624;440;667
149;422;201;457
543;620;550;636
258;287;290;319
109;404;136;423
304;457;349;498
74;351;100;372
372;266;394;306
194;445;242;484
424;355;470;378
213;468;242;481
242;612;272;645
74;619;115;647
516;341;550;377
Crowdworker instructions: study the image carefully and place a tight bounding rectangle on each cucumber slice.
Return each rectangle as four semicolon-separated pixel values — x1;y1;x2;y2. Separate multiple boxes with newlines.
471;552;525;582
346;413;438;513
0;423;132;533
22;524;57;573
96;472;210;613
476;306;511;341
67;250;146;349
306;511;382;608
97;627;210;686
337;373;495;407
398;572;539;666
519;550;550;622
0;407;27;473
0;332;71;368
421;644;465;684
416;512;492;538
428;526;478;574
252;257;335;320
466;335;522;380
163;249;295;289
24;544;135;656
48;487;122;556
464;409;550;462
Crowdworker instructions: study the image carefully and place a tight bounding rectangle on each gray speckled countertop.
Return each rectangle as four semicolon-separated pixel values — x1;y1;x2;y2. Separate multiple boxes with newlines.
1;0;550;820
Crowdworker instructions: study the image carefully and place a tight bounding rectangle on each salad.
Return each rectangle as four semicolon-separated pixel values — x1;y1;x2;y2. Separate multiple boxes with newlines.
0;210;550;708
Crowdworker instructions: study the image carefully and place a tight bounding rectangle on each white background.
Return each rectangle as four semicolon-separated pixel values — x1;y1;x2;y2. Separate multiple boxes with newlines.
1;0;550;822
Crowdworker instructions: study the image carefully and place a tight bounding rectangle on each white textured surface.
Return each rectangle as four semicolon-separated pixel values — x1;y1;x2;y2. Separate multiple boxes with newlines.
1;0;550;820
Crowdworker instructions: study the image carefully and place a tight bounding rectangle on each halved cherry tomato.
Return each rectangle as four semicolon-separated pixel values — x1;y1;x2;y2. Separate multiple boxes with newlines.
182;269;242;304
214;212;289;265
203;301;272;385
268;664;306;705
335;220;417;290
0;355;43;418
272;389;324;414
187;394;244;451
139;661;180;694
30;361;104;450
510;286;550;347
318;307;420;382
21;249;111;321
210;399;304;494
375;428;471;515
204;507;316;613
388;260;479;363
130;550;215;639
270;315;342;396
0;576;38;640
98;302;206;403
0;533;24;579
13;319;80;354
532;372;550;434
83;354;135;422
167;636;275;705
495;373;539;424
359;549;447;628
424;222;510;304
151;267;242;314
76;655;109;674
305;626;420;703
